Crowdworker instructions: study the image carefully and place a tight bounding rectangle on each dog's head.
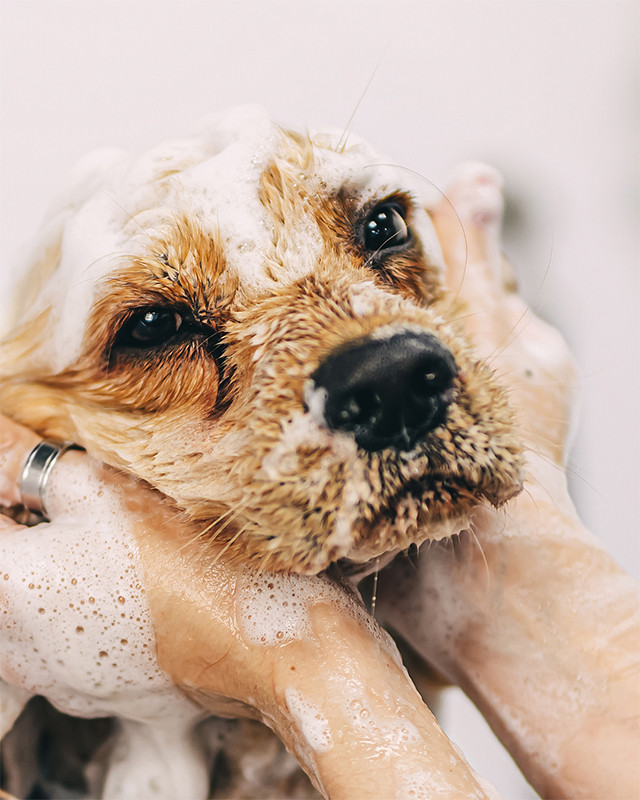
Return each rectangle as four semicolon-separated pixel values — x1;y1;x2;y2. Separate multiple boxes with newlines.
1;106;522;572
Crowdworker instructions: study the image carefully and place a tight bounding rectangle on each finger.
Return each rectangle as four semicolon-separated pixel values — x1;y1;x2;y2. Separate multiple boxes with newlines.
0;679;32;739
431;162;511;299
0;415;40;507
0;413;95;519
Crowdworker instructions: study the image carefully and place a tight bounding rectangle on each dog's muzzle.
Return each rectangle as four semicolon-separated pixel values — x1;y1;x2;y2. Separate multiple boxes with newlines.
310;331;457;453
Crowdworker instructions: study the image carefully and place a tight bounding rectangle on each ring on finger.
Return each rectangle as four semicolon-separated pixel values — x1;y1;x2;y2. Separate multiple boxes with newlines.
19;440;84;521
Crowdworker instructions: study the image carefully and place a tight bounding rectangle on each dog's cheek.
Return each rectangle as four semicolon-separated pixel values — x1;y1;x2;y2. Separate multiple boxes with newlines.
447;357;524;506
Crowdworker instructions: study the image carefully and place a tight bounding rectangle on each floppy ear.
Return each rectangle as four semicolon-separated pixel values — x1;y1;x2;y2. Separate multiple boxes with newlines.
0;148;131;437
1;147;129;339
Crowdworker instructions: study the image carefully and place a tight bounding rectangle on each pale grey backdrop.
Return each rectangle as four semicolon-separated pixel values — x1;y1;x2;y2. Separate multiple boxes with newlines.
1;2;638;797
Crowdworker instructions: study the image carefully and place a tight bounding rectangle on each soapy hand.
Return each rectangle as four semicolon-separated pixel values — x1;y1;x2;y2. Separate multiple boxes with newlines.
1;164;638;800
0;413;498;799
377;164;640;799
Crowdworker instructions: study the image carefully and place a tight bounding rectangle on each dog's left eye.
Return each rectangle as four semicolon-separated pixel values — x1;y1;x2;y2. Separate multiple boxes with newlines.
363;201;410;252
116;308;184;347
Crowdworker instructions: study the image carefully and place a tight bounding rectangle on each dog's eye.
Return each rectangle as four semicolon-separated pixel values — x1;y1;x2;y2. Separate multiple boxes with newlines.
363;202;410;252
116;308;183;347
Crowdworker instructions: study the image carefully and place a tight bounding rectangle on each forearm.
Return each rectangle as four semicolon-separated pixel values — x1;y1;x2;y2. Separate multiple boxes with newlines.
1;413;502;798
461;490;639;799
378;457;640;798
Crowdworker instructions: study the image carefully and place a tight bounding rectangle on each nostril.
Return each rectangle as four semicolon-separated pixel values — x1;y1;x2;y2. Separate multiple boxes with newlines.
333;388;382;431
409;356;455;402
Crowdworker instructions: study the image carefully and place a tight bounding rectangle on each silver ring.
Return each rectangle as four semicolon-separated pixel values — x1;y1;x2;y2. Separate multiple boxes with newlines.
19;440;84;520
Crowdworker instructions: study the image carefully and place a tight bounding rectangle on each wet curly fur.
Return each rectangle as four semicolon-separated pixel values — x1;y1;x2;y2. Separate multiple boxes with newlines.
0;107;523;573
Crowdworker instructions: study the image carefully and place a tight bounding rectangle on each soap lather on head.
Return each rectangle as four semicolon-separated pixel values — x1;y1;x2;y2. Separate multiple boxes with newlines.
0;104;523;573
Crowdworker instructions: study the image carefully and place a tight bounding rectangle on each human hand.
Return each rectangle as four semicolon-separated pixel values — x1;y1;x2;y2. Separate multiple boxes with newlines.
0;413;500;800
377;164;640;798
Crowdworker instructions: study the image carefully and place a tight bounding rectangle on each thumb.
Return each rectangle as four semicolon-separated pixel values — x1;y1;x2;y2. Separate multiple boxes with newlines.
430;162;515;300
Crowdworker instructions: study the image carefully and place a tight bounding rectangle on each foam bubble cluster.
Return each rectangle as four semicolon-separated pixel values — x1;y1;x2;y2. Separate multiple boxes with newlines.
235;568;400;664
284;687;333;753
235;570;343;646
0;458;197;723
400;770;444;799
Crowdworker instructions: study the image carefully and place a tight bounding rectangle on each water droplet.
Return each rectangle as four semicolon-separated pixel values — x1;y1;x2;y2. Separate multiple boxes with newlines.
117;596;125;604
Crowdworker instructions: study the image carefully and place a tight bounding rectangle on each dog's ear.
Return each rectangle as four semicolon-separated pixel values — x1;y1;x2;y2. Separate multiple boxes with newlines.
2;148;130;340
50;147;130;218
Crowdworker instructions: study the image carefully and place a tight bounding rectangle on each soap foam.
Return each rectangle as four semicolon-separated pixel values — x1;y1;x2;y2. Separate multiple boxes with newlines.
343;684;421;752
400;769;458;799
284;687;333;753
236;567;400;671
235;570;342;646
0;457;198;724
4;105;445;382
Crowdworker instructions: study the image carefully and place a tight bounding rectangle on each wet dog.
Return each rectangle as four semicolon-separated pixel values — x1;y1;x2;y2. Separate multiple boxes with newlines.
0;106;522;574
0;107;526;798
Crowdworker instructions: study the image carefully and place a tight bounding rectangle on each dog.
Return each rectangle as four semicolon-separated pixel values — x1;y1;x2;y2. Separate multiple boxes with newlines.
0;105;523;796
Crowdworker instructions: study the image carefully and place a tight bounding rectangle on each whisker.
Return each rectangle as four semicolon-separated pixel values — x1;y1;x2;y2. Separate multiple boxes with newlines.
522;442;604;499
177;499;253;554
484;305;535;367
442;308;497;328
563;465;603;498
469;526;491;591
101;190;157;245
362;226;411;271
209;525;247;567
337;45;389;154
370;557;381;617
257;547;275;575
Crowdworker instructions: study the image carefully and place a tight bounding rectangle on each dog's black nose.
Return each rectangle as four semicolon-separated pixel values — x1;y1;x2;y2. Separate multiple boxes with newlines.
311;332;457;452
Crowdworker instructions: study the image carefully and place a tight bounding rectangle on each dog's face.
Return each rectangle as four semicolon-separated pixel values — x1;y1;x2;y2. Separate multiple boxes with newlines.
1;106;522;572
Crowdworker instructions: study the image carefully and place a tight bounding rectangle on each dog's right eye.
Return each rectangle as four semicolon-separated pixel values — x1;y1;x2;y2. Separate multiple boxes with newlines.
363;201;410;253
115;308;184;348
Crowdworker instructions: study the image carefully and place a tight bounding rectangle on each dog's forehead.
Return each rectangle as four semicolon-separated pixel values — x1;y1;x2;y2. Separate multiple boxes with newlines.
125;106;425;286
17;106;442;371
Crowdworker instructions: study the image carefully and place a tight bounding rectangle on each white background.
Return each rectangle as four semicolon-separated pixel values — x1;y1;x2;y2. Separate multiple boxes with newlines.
1;2;638;797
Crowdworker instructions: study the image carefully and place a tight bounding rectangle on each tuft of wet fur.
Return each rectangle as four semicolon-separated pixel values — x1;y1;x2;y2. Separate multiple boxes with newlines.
0;116;523;573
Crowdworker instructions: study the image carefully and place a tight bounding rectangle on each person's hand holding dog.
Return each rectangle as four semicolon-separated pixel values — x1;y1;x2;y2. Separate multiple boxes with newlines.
0;413;496;799
1;164;638;799
377;164;640;799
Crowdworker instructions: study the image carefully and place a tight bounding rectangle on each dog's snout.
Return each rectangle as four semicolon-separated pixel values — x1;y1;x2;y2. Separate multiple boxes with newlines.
311;332;457;452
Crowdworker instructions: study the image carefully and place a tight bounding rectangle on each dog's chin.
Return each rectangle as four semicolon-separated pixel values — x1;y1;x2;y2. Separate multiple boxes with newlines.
214;466;520;575
341;485;487;573
326;441;523;575
337;515;475;581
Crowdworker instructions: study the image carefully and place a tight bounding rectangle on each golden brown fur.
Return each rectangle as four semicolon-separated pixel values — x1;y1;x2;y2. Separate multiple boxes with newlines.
0;117;523;572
